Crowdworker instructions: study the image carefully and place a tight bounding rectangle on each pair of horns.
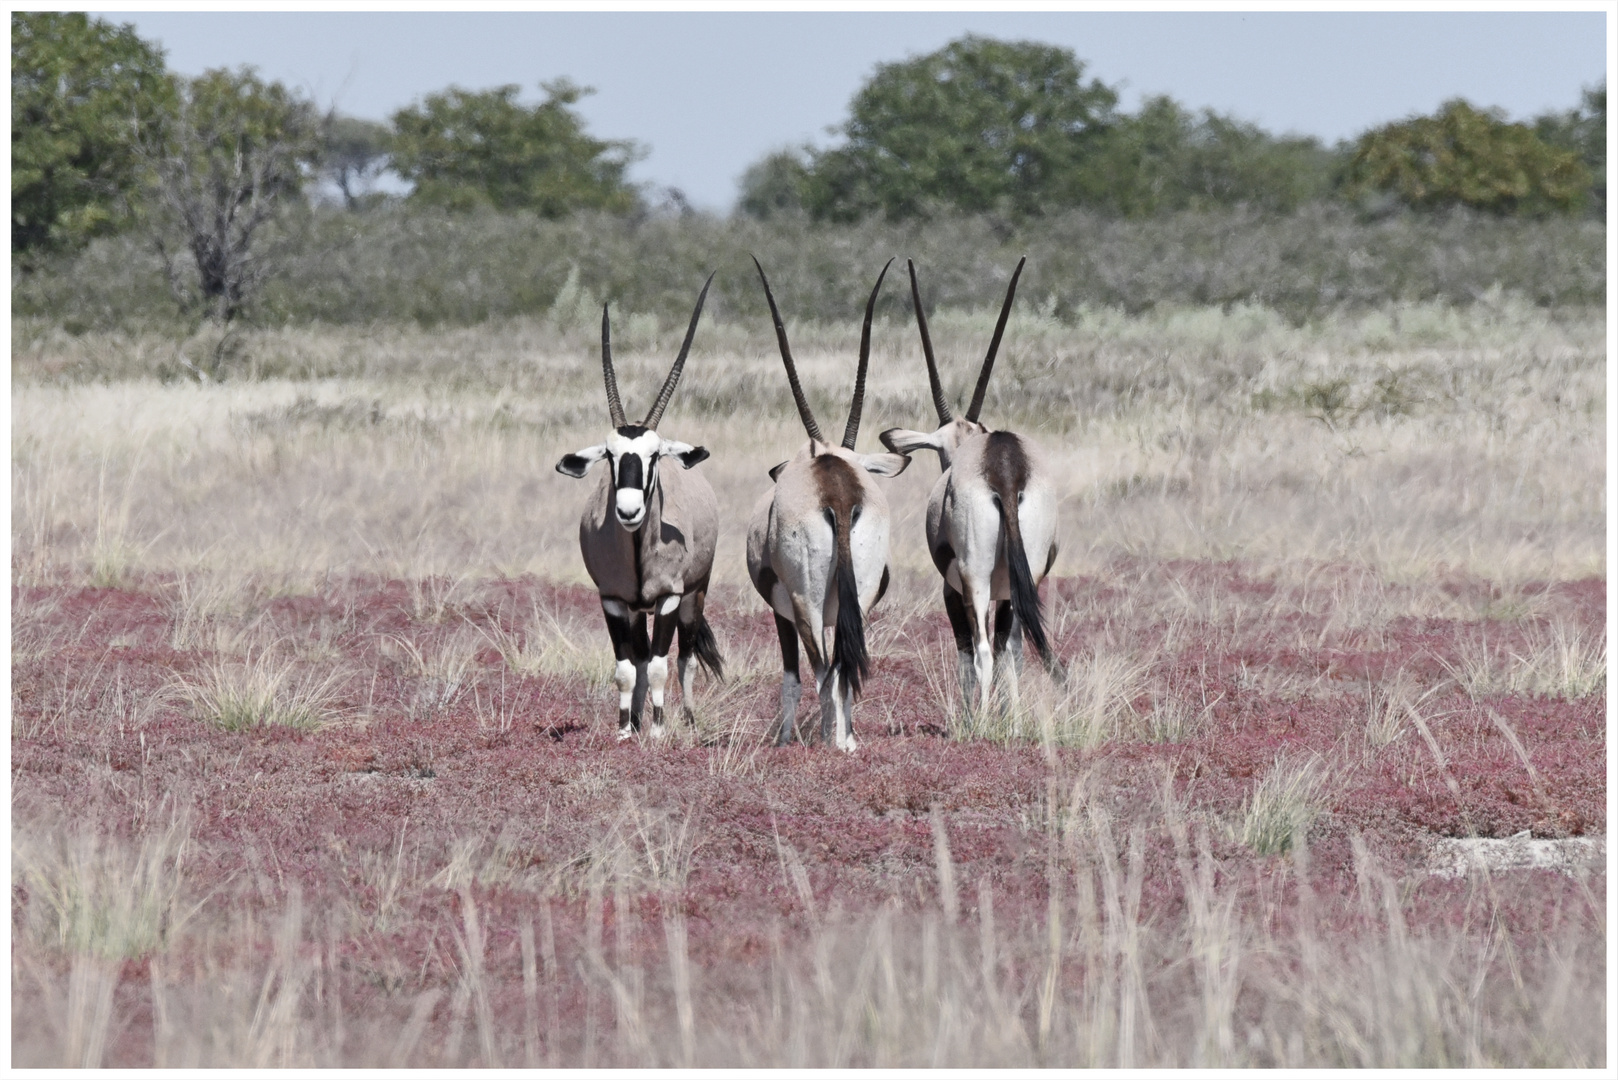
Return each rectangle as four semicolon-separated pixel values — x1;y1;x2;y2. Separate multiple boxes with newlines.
601;271;716;430
909;255;1026;425
753;255;892;450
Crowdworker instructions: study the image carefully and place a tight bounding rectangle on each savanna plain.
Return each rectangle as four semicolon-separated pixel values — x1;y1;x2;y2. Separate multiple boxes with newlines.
10;288;1607;1066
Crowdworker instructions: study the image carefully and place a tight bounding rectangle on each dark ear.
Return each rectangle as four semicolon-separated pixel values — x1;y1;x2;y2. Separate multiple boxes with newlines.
556;443;607;478
673;445;709;469
768;461;789;482
556;455;592;478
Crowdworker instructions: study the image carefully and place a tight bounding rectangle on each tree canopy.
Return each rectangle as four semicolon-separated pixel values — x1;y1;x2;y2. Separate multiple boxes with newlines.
1534;83;1605;212
747;35;1338;223
143;66;322;323
803;35;1118;221
11;12;170;258
1343;99;1590;216
1078;97;1335;217
389;80;641;217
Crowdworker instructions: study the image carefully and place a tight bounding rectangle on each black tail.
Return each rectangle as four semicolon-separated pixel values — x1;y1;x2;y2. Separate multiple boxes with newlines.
830;513;870;699
679;613;725;682
997;490;1059;678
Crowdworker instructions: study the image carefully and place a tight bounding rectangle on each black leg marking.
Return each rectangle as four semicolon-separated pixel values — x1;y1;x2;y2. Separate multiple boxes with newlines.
650;607;680;730
943;585;977;716
602;603;637;735
993;599;1013;657
943;585;975;655
629;613;650;730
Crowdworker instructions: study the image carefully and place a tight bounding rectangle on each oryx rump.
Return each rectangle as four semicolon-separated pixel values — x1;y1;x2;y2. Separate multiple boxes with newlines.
880;257;1064;717
747;257;909;752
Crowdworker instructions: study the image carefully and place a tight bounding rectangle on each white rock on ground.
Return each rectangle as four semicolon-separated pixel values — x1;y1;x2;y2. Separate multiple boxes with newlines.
1428;831;1605;879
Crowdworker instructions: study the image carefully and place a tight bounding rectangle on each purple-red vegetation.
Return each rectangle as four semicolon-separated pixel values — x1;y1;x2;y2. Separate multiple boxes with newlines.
10;563;1605;1066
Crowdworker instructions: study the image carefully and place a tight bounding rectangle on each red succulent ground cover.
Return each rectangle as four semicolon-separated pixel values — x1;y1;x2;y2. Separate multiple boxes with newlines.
10;564;1606;1066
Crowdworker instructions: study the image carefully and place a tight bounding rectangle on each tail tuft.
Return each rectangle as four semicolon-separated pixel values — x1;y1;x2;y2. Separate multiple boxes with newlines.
999;497;1057;675
832;544;869;700
681;614;725;682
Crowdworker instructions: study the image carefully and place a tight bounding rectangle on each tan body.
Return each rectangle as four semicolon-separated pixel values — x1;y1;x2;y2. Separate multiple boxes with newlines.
556;275;724;739
748;257;908;752
881;257;1064;719
579;460;718;608
901;423;1060;712
747;441;905;751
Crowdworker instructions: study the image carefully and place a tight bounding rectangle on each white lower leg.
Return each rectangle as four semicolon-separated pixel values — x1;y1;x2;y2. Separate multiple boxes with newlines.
837;682;857;753
614;659;636;738
974;639;995;715
678;654;695;719
999;649;1021;712
647;654;669;736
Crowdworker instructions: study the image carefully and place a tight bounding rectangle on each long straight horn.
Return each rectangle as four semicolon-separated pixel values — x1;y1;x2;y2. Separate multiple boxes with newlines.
601;302;627;428
907;259;952;425
644;270;715;429
843;257;893;450
752;255;824;442
965;255;1026;423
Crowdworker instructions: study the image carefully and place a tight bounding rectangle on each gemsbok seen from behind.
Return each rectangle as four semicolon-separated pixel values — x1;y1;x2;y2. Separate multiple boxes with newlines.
555;274;724;740
747;257;910;752
880;257;1065;718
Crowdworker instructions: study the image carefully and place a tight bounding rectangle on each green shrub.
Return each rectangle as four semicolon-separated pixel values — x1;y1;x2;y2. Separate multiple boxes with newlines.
12;202;1605;333
1343;99;1590;216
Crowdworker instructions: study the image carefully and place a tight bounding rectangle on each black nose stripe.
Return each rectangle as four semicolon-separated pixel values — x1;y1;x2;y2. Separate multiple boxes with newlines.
616;454;644;491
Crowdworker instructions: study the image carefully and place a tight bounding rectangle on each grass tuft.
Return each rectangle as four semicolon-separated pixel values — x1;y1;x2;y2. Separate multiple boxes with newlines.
1239;754;1329;855
180;650;340;731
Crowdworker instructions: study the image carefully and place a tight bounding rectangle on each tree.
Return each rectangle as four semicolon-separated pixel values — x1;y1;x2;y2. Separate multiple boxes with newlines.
11;12;170;260
1343;99;1590;216
321;114;392;209
388;80;641;217
1535;83;1605;213
736;147;812;220
803;35;1117;221
1077;96;1336;217
143;67;321;324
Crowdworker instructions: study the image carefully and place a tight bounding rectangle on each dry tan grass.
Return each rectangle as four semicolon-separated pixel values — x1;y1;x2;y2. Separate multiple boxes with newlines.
10;779;1602;1068
11;302;1604;1066
11;301;1603;590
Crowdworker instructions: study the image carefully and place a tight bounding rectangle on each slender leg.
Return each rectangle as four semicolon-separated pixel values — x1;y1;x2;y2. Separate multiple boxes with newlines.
943;585;976;718
993;600;1021;711
628;613;650;732
818;664;839;747
836;673;857;753
772;614;802;747
647;606;680;738
602;601;638;740
962;582;996;716
674;590;706;722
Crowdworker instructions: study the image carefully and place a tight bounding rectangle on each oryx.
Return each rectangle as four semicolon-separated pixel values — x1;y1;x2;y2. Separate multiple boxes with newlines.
746;257;910;752
880;257;1064;717
555;274;723;740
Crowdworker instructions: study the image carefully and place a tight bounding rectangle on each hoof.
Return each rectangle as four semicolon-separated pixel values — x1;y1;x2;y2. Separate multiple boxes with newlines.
616;724;635;742
648;723;668;740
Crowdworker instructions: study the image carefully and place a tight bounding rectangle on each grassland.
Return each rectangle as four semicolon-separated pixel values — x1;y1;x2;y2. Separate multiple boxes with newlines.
10;291;1606;1066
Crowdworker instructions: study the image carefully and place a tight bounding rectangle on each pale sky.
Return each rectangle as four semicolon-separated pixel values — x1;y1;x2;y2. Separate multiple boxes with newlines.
104;10;1607;211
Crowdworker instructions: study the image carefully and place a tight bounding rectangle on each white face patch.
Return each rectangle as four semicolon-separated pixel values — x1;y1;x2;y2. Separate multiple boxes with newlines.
605;428;663;526
606;429;662;460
